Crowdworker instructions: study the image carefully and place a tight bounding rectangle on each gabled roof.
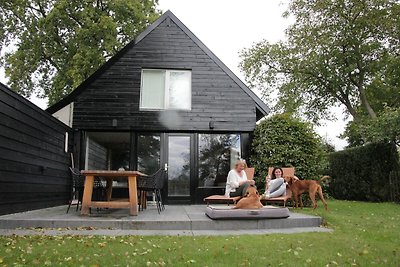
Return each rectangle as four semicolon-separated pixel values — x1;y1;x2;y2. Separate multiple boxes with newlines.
47;10;270;118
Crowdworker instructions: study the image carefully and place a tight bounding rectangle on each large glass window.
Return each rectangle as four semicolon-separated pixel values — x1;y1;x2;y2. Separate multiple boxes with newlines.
168;136;191;196
85;132;130;170
137;134;161;175
198;134;241;187
140;69;191;110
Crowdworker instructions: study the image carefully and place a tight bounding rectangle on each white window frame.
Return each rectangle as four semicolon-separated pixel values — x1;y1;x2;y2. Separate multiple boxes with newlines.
140;69;192;111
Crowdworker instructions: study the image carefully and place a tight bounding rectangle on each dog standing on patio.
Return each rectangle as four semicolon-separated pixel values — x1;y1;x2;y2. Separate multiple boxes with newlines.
284;175;330;210
234;185;263;209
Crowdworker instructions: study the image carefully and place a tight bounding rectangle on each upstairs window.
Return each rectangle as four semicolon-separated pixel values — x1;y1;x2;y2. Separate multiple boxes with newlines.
140;69;191;110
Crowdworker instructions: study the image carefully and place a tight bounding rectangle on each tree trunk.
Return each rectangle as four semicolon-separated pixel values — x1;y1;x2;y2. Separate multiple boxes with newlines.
358;85;377;119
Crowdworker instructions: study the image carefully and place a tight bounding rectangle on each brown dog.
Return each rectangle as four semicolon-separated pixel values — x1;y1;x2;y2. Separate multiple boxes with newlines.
234;186;264;209
284;176;330;210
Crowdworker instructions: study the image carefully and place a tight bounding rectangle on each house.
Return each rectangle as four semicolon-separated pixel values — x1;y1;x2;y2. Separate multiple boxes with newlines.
47;10;269;204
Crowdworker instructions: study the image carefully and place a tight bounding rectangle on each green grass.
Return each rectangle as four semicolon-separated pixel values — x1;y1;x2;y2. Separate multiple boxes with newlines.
0;200;399;266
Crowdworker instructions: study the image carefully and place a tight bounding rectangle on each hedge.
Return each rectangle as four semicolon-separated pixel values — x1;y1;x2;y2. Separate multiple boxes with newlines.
328;142;400;202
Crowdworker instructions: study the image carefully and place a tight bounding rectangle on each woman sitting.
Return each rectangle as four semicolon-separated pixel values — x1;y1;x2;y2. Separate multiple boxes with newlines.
263;167;297;199
225;160;255;197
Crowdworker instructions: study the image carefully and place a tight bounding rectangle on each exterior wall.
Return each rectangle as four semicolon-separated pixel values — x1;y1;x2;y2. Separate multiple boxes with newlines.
72;18;257;132
0;84;72;215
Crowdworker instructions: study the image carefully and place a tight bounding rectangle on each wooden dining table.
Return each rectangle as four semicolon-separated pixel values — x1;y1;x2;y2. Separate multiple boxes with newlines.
80;170;147;216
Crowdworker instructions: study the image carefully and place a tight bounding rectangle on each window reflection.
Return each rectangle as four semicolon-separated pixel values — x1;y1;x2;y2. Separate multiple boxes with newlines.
198;134;241;187
86;132;130;170
137;134;161;175
168;136;190;196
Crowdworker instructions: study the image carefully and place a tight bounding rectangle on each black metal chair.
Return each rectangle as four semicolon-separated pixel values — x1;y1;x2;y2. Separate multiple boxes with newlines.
137;168;166;213
67;167;85;213
67;167;106;213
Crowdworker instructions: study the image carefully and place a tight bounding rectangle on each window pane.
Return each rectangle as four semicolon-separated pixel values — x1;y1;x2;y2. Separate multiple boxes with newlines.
137;134;161;174
141;70;165;109
168;136;191;196
86;132;130;170
198;134;241;187
168;71;191;110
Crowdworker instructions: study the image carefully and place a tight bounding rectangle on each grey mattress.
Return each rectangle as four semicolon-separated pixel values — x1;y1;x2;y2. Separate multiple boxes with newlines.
205;206;290;220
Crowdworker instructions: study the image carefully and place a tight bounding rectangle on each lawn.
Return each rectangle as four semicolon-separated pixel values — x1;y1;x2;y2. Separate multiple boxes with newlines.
0;200;399;266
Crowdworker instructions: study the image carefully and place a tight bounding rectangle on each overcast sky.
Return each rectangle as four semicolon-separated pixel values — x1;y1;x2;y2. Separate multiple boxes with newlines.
0;0;349;150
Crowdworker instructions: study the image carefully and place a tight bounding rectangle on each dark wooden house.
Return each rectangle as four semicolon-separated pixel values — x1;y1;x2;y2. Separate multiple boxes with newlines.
0;83;72;215
47;11;269;204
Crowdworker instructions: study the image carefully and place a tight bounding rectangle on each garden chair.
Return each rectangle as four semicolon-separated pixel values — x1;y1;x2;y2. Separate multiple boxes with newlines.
261;167;294;207
137;168;166;213
67;167;106;213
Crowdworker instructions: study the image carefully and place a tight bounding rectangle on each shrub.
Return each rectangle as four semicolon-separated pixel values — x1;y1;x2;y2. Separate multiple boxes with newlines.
250;113;325;192
328;142;400;201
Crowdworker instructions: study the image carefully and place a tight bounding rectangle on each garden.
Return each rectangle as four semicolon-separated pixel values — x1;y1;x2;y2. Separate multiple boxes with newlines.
0;200;399;266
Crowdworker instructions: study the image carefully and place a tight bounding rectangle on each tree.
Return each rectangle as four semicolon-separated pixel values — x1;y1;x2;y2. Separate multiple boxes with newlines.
250;113;326;190
240;0;400;122
343;107;400;147
0;0;160;105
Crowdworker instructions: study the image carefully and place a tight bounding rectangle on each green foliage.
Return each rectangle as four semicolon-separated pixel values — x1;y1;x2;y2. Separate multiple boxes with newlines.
343;107;400;147
240;0;400;122
329;142;400;201
0;0;160;105
0;201;400;266
250;113;325;190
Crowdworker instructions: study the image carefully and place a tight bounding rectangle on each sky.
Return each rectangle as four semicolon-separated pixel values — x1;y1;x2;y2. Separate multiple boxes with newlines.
0;0;349;150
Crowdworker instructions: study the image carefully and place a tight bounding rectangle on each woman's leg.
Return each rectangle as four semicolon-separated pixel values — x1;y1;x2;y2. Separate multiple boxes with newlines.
268;183;286;198
267;178;284;194
230;183;251;197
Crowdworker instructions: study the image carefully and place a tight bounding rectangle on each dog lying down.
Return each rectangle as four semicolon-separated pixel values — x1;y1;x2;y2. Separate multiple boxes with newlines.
234;186;264;209
284;175;330;210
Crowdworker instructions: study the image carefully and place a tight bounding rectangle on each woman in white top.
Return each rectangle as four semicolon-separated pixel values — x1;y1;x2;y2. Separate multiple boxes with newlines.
225;160;255;197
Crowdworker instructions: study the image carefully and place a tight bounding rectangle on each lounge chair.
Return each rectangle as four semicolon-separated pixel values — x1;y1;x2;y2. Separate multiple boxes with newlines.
261;167;294;207
203;167;255;205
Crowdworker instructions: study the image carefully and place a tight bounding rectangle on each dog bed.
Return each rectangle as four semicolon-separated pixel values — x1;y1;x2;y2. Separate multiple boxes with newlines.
205;205;290;220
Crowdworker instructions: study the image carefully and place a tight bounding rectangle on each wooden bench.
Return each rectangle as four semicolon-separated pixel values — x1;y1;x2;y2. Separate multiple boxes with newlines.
203;167;255;205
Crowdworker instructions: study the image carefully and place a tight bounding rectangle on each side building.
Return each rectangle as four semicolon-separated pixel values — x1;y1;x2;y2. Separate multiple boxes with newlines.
0;83;72;215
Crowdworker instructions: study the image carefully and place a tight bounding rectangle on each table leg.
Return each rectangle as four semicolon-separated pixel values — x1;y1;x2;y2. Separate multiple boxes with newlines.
81;175;94;215
128;175;138;216
106;178;113;201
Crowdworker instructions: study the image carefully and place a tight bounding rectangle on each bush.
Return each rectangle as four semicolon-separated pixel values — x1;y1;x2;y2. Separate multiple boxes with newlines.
328;142;400;201
250;113;325;192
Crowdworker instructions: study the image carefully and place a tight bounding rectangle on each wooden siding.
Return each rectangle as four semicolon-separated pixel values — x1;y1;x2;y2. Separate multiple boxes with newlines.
0;84;72;215
72;18;257;132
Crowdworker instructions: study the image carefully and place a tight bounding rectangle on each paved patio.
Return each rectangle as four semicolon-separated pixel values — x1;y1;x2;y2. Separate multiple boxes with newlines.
0;204;331;236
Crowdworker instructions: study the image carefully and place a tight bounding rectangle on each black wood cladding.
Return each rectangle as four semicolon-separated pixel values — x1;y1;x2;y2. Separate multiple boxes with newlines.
0;84;72;215
73;19;256;132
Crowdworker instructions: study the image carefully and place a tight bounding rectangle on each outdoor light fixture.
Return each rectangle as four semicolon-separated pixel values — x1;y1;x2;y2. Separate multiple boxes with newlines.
112;119;118;127
209;121;214;129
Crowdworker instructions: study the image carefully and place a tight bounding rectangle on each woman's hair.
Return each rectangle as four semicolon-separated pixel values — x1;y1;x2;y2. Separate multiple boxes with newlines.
234;159;247;169
271;167;283;179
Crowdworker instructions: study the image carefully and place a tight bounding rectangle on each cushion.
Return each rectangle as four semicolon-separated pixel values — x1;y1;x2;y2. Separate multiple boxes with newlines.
205;205;290;220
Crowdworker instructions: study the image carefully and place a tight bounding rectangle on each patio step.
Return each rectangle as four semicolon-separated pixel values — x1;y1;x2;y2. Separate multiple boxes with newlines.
0;205;323;231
